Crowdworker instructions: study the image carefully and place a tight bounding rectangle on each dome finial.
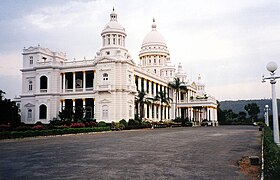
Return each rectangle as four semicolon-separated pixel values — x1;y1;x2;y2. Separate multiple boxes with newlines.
110;8;117;21
152;18;156;30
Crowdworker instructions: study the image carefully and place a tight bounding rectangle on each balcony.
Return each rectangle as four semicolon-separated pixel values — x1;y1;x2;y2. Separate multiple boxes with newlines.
97;84;111;92
40;89;47;93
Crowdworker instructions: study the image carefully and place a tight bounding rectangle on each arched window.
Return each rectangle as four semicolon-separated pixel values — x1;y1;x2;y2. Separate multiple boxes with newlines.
103;73;108;81
28;81;33;91
27;109;32;119
102;105;108;120
40;75;48;92
39;104;47;119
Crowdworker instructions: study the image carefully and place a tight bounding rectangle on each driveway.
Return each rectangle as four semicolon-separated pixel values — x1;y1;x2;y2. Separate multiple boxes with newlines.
0;126;261;180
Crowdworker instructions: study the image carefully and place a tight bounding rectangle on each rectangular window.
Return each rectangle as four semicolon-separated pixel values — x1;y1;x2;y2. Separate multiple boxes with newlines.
29;56;33;64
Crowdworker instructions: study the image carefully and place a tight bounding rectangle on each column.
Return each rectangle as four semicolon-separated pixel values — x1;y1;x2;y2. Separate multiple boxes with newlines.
73;72;76;92
144;104;147;118
159;105;161;121
83;71;86;92
72;99;75;113
93;98;95;118
149;104;152;119
60;99;64;111
60;73;63;93
154;83;156;95
62;99;65;110
178;91;181;103
82;98;86;108
93;70;96;90
138;77;141;92
63;73;66;93
143;79;147;93
164;106;167;119
149;81;152;95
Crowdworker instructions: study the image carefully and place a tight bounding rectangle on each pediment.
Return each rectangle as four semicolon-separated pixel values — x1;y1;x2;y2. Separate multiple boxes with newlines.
94;57;115;65
99;99;111;103
24;103;35;107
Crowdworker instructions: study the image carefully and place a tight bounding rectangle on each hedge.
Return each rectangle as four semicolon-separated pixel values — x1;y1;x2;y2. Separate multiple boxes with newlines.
0;127;110;140
263;126;280;179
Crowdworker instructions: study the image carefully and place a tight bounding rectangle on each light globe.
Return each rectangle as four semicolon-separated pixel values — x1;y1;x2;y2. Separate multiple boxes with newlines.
265;105;269;108
266;61;278;73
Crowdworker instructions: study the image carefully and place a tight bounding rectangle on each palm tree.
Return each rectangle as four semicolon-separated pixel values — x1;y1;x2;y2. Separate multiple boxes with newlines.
168;77;187;118
154;91;172;120
135;90;153;120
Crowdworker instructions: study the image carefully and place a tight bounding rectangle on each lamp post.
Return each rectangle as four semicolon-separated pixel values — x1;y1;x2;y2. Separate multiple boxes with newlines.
262;61;280;145
264;105;269;127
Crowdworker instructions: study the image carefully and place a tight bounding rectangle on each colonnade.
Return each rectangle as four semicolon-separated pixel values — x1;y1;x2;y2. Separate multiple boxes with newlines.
60;98;95;118
179;106;218;126
135;75;171;121
61;70;95;93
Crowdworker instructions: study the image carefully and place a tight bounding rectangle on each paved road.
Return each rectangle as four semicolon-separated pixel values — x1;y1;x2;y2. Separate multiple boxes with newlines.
0;126;261;180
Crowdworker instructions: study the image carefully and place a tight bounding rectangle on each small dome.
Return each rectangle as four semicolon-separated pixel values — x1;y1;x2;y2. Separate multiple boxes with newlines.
102;8;126;34
142;18;166;46
197;74;205;86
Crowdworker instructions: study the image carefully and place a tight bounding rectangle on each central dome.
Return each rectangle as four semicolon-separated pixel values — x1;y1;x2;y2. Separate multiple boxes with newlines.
142;18;166;46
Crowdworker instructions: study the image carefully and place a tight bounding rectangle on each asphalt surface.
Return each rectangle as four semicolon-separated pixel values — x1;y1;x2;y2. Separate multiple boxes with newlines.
0;126;261;180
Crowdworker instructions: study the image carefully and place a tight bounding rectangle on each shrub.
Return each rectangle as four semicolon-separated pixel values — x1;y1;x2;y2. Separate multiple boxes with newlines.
256;121;265;127
0;124;11;132
111;122;125;131
141;121;152;128
97;121;107;127
0;127;111;139
127;119;138;129
15;126;32;131
49;118;64;126
70;123;85;128
263;126;280;179
119;119;128;128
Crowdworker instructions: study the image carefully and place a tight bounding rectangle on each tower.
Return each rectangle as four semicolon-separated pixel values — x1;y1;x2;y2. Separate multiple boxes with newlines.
99;8;128;58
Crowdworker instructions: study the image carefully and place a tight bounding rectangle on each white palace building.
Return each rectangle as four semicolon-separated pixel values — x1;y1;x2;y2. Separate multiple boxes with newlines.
20;9;218;125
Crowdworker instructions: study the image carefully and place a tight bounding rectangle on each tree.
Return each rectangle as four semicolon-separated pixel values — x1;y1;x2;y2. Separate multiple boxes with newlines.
135;90;153;120
168;77;187;118
154;91;172;121
0;90;21;127
0;90;6;101
238;111;247;121
58;107;74;124
244;103;260;123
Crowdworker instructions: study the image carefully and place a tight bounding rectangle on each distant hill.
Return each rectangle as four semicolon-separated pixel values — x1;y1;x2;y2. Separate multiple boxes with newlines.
219;99;280;118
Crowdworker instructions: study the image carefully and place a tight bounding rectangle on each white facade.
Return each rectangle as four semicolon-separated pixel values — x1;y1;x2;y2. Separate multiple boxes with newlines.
20;9;218;125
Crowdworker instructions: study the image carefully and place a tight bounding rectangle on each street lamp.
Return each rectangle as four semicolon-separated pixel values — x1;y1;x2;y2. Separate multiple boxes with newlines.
264;105;269;127
262;61;280;145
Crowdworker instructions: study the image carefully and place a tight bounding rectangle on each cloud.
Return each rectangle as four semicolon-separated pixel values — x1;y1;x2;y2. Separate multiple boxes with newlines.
0;0;280;100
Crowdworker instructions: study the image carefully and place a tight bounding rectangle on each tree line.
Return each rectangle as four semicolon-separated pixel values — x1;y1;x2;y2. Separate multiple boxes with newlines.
218;102;261;125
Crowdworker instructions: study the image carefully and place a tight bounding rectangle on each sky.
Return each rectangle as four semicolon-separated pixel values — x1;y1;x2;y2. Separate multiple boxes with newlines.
0;0;280;101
